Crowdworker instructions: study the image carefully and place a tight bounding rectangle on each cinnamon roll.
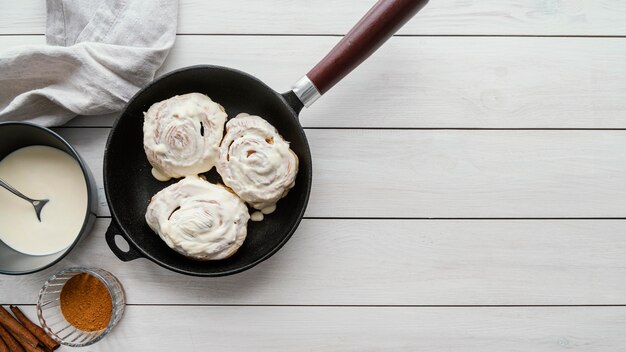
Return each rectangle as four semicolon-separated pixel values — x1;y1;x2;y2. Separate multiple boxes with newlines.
145;176;250;260
216;113;298;219
143;93;227;181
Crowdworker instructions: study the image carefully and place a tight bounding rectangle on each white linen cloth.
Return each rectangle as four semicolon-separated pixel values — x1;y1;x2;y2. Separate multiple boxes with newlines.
0;0;178;126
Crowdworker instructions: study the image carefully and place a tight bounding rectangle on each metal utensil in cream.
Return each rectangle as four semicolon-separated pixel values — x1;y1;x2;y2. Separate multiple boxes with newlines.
0;146;88;256
0;177;49;221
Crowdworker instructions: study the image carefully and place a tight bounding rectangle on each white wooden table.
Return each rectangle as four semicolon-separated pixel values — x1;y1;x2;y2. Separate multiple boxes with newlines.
2;1;626;350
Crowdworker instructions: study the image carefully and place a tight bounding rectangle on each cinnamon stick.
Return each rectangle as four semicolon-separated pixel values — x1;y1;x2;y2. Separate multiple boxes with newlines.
10;306;59;351
0;325;25;352
0;306;38;349
0;335;9;352
15;337;45;352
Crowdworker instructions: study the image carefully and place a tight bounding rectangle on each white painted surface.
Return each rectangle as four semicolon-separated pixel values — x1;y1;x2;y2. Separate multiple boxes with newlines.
1;1;625;350
2;0;626;35
57;128;626;218
2;219;626;305
12;305;626;351
3;35;626;128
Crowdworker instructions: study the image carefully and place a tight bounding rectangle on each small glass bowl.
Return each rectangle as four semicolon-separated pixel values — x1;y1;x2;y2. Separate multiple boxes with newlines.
36;267;125;347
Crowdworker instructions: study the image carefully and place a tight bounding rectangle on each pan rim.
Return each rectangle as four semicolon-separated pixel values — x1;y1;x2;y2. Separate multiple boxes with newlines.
104;64;312;277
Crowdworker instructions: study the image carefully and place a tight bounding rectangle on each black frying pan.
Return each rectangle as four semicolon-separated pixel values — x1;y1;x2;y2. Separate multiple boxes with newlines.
104;0;429;276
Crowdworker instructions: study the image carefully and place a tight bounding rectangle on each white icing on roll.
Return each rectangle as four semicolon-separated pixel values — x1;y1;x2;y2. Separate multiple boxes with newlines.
217;113;298;213
143;93;227;181
145;176;249;260
250;211;264;222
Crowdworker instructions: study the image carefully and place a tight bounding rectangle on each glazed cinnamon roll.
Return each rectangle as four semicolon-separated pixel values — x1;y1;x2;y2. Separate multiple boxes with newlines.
216;113;298;220
143;93;227;181
145;176;250;260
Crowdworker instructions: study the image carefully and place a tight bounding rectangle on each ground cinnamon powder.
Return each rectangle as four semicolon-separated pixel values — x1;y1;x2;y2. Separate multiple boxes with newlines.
60;273;112;332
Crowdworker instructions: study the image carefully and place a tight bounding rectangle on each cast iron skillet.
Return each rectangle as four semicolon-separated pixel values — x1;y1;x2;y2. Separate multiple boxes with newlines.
104;0;429;276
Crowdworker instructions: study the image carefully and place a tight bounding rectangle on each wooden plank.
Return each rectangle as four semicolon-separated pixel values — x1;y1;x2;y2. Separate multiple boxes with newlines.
162;36;626;129
4;35;626;129
56;128;626;218
64;112;119;127
2;0;626;36
3;218;626;305
0;1;44;34
10;305;626;351
54;128;109;214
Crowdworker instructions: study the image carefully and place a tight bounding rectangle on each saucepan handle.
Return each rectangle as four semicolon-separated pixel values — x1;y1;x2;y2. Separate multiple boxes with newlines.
105;220;143;262
291;0;429;107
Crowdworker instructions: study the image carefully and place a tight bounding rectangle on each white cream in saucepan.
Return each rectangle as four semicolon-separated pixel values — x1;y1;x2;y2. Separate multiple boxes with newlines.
0;146;88;255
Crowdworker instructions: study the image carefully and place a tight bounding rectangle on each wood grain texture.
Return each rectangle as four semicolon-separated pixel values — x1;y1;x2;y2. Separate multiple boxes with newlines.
10;305;626;351
55;128;626;218
2;218;626;305
306;0;430;94
2;0;626;35
2;1;626;350
4;35;626;129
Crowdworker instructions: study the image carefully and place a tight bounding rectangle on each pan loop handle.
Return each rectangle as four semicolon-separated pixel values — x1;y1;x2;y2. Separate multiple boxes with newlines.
292;0;429;108
105;220;143;262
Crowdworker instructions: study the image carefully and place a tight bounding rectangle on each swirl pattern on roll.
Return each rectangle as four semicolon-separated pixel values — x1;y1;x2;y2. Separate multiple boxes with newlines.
143;93;227;181
217;113;298;214
145;176;250;260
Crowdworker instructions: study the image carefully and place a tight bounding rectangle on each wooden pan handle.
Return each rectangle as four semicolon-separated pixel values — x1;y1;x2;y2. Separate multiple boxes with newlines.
292;0;429;107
